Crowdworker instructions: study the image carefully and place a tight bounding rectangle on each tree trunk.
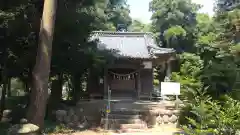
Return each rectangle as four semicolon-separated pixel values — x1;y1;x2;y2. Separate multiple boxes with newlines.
27;0;57;128
0;46;8;120
25;81;30;93
158;63;167;82
72;73;81;104
67;77;72;100
0;79;7;120
7;78;11;97
47;73;63;117
0;65;7;120
86;69;93;95
87;69;100;96
25;67;32;93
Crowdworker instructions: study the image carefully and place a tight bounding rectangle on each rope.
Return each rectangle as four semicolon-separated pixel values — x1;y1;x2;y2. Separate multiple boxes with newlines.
108;69;140;77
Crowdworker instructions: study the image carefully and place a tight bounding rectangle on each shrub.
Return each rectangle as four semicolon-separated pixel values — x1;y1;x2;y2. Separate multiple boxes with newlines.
182;92;240;135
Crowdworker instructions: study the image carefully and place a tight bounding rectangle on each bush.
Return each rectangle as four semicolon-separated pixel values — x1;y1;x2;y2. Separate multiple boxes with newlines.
173;53;240;134
182;92;240;135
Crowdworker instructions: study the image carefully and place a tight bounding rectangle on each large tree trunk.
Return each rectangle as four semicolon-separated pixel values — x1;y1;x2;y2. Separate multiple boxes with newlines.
25;67;33;93
0;65;7;120
25;81;30;93
71;73;82;104
27;0;57;128
87;69;100;96
7;78;11;97
0;78;7;120
86;69;93;95
47;73;63;117
0;47;8;120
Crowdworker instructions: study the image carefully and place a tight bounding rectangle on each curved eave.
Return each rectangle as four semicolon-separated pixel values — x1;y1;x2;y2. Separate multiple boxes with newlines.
151;47;175;57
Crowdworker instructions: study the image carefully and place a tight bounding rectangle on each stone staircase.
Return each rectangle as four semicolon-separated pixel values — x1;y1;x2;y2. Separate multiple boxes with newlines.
101;108;147;132
101;100;182;133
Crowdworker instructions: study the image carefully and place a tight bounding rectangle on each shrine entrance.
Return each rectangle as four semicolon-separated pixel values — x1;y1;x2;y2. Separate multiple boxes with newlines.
108;68;140;99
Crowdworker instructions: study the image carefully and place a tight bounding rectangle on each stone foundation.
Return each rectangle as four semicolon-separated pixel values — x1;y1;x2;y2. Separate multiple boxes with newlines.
140;101;181;128
55;100;104;128
55;100;182;129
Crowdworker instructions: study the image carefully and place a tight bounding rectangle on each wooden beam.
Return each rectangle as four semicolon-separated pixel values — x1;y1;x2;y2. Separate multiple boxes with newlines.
137;70;141;99
165;61;172;81
108;64;140;69
103;67;108;99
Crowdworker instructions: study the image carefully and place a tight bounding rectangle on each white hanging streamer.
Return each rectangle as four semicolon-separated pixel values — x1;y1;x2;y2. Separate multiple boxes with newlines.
108;69;140;80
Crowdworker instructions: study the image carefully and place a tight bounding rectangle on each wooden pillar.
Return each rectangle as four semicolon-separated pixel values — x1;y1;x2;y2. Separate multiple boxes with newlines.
158;63;165;92
165;60;171;81
104;68;108;99
137;70;141;99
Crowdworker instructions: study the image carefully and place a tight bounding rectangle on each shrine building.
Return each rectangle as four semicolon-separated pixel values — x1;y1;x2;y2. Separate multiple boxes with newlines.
89;31;176;100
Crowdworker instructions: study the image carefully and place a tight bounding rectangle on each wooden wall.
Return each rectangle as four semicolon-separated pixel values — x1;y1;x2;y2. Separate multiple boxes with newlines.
140;69;153;96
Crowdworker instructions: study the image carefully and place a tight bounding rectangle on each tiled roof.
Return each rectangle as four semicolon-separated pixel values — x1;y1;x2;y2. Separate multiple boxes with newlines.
91;31;175;59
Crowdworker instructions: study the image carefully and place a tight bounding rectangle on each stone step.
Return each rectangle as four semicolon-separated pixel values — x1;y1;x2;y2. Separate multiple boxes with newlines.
101;118;143;124
108;114;140;119
120;123;147;130
101;119;146;130
109;109;141;115
110;106;178;112
120;128;147;133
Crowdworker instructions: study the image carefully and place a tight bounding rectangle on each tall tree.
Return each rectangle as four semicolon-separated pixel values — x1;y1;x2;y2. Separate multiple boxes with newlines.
128;20;151;32
105;0;132;28
27;0;57;128
150;0;200;52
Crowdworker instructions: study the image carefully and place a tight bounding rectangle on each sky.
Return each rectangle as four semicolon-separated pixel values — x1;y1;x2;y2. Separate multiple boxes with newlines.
127;0;215;23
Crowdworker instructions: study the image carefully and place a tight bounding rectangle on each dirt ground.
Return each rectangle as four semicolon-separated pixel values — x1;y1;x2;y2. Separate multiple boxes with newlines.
49;126;183;135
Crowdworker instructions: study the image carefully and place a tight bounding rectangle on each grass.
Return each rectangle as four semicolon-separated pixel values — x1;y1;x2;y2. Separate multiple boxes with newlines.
43;120;75;134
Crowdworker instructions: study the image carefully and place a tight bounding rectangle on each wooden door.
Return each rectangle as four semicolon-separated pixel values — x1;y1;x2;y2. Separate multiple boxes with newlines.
109;79;136;98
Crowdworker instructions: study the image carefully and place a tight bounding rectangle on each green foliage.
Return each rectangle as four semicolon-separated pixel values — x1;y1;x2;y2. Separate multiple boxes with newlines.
171;53;203;99
1;0;240;132
149;0;240;134
183;101;216;135
128;20;151;32
0;0;133;128
10;78;25;96
150;0;199;50
182;90;240;135
164;25;186;45
43;120;72;134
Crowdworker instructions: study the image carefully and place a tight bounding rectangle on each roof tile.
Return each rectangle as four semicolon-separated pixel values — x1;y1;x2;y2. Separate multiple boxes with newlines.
91;31;175;58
